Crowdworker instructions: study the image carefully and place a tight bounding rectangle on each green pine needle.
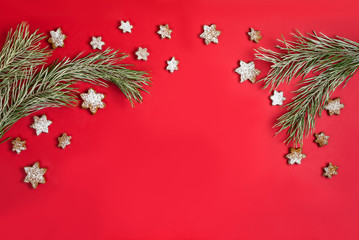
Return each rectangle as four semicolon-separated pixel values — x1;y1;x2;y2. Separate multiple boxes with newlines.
255;31;359;146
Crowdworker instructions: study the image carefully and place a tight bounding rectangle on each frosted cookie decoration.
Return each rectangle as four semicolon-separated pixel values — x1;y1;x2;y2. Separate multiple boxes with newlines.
314;132;329;147
285;147;306;165
166;57;179;73
24;162;47;189
324;98;344;115
200;24;221;45
135;47;149;61
12;137;27;154
270;90;286;106
48;28;66;49
235;60;261;83
119;20;133;33
80;88;106;114
157;24;172;39
248;28;262;43
323;163;338;179
90;36;105;50
31;115;52;136
58;133;72;149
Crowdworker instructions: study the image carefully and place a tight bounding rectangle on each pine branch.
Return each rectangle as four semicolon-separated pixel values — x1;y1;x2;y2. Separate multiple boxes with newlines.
0;22;51;87
255;31;359;146
0;23;150;141
0;49;150;140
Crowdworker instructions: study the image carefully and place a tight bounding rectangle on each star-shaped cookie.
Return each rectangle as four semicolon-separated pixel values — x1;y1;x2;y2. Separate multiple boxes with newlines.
58;133;72;149
166;57;179;73
90;36;105;50
285;147;307;165
48;28;66;49
119;20;133;33
248;28;262;43
270;90;286;106
24;162;47;189
157;24;172;39
31;115;52;135
80;88;106;114
324;98;344;115
12;137;27;154
135;47;150;60
314;132;329;147
200;24;221;45
323;163;338;178
235;61;261;83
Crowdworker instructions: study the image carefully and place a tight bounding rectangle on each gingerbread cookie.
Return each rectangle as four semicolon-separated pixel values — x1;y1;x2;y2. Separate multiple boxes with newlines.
166;57;179;73
323;163;338;178
157;24;172;39
90;36;105;50
31;115;52;135
200;24;221;45
235;60;261;83
135;47;149;61
248;28;262;43
12;137;26;154
48;28;66;49
270;90;286;106
119;20;133;33
324;98;344;115
285;147;306;165
58;133;71;149
24;162;47;189
80;88;105;114
314;132;329;147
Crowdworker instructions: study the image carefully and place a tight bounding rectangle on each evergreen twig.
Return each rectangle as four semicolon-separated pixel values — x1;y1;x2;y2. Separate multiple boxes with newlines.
0;22;50;87
0;23;150;141
255;31;359;146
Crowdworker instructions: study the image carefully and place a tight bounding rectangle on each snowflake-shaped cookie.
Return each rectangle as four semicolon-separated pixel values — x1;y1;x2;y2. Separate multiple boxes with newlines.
285;147;307;165
166;57;179;73
48;28;66;49
270;90;286;106
235;61;261;83
157;24;172;39
119;20;133;33
58;133;72;149
90;36;105;50
200;24;221;45
135;47;149;60
314;132;329;147
12;137;26;154
31;115;52;135
324;98;344;115
80;88;106;114
24;162;47;189
248;28;262;43
323;163;338;178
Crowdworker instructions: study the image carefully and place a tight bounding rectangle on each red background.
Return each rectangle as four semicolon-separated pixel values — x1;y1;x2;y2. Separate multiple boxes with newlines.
1;0;359;239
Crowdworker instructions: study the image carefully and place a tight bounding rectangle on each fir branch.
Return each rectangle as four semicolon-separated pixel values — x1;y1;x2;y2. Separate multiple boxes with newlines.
255;31;359;146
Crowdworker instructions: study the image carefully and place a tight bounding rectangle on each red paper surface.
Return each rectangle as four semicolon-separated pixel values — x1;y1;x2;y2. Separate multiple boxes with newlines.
1;0;359;239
